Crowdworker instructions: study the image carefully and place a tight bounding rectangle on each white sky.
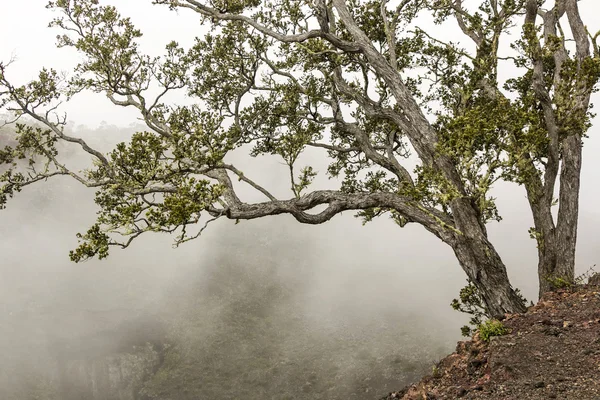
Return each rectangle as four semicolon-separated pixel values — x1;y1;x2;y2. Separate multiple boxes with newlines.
1;1;598;126
0;1;207;126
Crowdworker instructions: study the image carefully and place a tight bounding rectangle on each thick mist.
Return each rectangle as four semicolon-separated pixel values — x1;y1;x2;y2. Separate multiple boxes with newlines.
0;123;460;399
1;121;598;399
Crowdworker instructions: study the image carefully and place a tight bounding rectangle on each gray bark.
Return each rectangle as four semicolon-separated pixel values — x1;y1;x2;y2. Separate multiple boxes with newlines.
448;198;527;317
210;179;527;316
524;0;592;296
450;234;527;318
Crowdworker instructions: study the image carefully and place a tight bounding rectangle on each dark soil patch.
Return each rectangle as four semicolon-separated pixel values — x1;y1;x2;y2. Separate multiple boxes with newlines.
381;282;600;400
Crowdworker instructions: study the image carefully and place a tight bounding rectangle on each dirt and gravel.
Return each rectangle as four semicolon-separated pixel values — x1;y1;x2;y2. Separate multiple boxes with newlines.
381;278;600;400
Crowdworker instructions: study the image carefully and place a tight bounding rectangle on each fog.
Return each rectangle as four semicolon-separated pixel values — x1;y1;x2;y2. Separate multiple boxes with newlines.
1;119;598;398
0;124;468;399
1;1;600;399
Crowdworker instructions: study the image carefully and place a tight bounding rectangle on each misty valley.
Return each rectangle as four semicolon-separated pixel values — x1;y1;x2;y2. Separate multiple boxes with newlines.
1;258;445;400
0;156;459;399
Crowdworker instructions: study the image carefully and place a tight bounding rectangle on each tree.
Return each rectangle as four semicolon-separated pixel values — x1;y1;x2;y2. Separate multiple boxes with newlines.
0;0;598;317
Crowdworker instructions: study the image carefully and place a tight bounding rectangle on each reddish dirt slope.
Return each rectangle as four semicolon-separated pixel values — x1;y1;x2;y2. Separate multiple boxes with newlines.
381;281;600;400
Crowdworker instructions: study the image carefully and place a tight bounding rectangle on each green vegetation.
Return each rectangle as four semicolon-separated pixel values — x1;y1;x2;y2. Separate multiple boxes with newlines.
451;280;488;337
543;264;598;290
478;320;509;343
452;280;526;337
544;275;574;290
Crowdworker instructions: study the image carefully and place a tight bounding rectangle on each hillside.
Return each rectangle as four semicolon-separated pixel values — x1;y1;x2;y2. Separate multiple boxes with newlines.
382;278;600;400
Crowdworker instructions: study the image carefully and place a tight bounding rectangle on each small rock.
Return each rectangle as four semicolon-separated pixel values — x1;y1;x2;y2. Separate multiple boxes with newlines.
563;321;573;328
542;326;561;336
534;381;545;388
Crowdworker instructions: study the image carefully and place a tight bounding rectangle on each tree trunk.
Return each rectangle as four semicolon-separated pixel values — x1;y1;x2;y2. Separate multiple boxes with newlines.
527;134;582;297
554;134;581;283
536;211;578;296
536;231;560;295
531;218;578;297
448;198;527;318
534;219;577;297
449;235;527;318
524;187;562;297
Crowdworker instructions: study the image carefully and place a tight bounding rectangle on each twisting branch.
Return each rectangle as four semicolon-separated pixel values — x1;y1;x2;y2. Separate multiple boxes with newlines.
220;163;278;202
206;188;456;240
164;0;361;52
524;0;561;208
381;0;398;70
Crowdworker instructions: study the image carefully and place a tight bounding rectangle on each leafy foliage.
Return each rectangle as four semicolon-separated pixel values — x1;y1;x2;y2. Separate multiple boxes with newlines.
452;280;527;337
544;275;574;290
478;319;509;342
543;265;598;290
451;280;488;337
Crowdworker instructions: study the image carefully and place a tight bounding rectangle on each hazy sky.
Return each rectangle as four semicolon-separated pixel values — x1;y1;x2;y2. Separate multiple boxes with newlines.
1;1;598;127
0;1;205;127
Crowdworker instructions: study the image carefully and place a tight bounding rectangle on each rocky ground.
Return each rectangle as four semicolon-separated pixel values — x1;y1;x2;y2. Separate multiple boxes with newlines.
381;279;600;400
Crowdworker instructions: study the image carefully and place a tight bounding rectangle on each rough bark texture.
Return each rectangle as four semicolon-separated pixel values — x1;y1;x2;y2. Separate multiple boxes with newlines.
448;198;527;317
451;236;526;319
554;135;582;284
